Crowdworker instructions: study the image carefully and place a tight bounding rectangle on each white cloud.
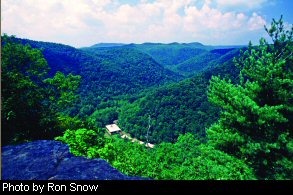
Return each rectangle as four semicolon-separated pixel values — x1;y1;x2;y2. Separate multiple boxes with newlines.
248;12;267;30
1;0;268;47
217;0;267;9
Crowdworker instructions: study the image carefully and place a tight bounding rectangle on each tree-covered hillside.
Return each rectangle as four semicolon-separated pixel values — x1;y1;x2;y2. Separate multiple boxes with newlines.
16;39;183;117
18;38;83;76
118;58;240;143
56;17;292;180
2;17;291;180
130;43;208;66
84;42;242;77
173;48;241;77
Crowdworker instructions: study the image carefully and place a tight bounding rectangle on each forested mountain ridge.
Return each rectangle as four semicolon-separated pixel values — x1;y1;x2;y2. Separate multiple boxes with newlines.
18;38;83;76
2;17;291;180
129;43;208;66
69;18;292;180
174;48;241;77
6;37;242;142
81;42;242;133
15;38;183;117
83;42;243;77
0;36;245;144
88;43;126;48
118;58;240;143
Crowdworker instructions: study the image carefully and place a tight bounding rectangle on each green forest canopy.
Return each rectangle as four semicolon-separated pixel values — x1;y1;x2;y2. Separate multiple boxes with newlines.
1;17;292;180
57;17;292;180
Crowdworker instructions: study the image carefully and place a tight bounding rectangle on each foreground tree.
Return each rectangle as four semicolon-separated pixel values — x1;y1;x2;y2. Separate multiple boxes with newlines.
207;17;293;179
1;35;81;144
1;35;50;144
43;71;82;131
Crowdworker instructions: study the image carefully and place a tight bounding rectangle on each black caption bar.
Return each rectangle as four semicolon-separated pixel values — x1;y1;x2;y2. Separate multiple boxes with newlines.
0;180;290;193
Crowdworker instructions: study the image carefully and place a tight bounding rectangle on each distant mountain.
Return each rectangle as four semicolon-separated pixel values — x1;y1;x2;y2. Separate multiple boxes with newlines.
129;43;208;67
85;42;244;51
174;48;241;77
17;38;243;119
210;45;246;49
6;37;244;146
183;42;205;48
84;42;209;70
17;38;183;116
84;42;244;77
87;43;126;48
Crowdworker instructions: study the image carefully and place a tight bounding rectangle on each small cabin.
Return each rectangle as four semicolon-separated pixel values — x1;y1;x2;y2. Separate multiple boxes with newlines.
106;124;122;135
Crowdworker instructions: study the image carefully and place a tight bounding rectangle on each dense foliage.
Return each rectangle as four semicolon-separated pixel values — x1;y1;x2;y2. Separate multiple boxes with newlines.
57;130;255;180
55;17;292;180
19;39;182;117
56;128;105;158
207;17;293;179
85;42;241;77
103;134;255;180
176;49;241;77
131;43;207;66
175;52;220;76
118;59;240;143
81;47;183;96
1;35;81;145
3;17;292;180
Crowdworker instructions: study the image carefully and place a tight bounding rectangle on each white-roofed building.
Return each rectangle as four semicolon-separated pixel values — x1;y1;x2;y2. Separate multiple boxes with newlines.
106;124;121;135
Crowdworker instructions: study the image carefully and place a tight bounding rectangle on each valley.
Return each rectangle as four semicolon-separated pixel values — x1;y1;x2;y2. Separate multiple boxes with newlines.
1;18;292;180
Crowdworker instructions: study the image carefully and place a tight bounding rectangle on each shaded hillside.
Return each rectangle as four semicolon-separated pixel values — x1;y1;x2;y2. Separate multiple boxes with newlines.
118;59;241;143
129;43;207;66
175;48;241;77
127;42;243;68
19;39;83;76
175;52;220;76
84;42;209;70
17;38;183;116
84;42;243;77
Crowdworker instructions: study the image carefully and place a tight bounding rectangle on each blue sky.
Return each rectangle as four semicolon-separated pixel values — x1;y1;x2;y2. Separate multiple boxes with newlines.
1;0;292;47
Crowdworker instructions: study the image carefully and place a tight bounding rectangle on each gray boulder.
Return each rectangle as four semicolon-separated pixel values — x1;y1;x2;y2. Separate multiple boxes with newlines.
2;140;145;180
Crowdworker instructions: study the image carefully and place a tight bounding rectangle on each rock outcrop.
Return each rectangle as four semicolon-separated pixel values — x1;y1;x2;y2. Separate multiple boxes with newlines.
2;140;145;180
